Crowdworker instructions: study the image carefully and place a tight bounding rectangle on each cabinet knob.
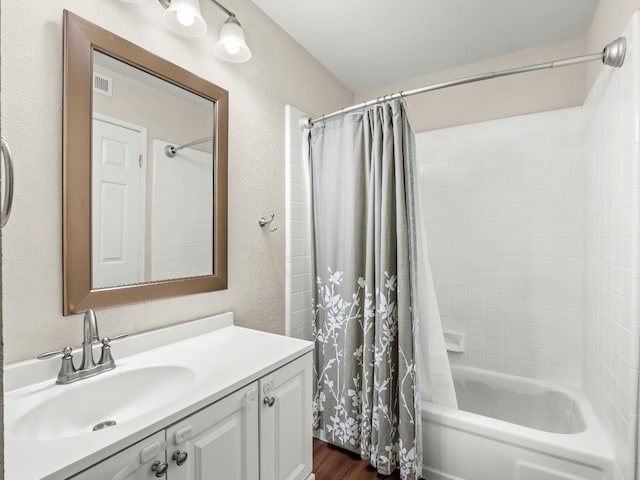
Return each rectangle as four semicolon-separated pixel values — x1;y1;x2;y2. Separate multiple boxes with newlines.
263;396;276;407
172;449;189;466
151;460;168;477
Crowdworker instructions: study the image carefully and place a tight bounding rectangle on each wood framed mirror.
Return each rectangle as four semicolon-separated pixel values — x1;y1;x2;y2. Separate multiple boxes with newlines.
63;10;228;315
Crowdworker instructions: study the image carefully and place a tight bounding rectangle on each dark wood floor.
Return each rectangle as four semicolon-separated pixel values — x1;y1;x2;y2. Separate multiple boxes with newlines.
313;439;403;480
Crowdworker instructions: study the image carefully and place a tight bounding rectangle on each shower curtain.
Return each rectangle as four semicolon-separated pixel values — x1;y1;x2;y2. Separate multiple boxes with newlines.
309;99;453;480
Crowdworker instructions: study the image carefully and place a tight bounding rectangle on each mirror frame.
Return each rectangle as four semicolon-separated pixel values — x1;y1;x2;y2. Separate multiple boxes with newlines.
63;10;228;315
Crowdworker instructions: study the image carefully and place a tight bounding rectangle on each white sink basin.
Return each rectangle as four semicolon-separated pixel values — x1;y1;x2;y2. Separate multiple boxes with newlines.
13;365;196;441
5;313;314;480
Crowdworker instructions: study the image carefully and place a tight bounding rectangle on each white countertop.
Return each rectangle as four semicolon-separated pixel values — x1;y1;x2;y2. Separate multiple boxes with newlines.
4;312;313;479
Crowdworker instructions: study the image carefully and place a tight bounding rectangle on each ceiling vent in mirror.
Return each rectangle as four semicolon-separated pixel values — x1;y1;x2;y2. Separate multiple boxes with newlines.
93;72;113;97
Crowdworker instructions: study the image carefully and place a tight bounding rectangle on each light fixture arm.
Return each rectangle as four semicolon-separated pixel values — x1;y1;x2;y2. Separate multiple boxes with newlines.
209;0;235;18
158;0;236;18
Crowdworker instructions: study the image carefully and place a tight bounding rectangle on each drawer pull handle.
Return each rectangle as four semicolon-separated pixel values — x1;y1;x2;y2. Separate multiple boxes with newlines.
263;396;276;407
151;460;168;477
172;450;189;466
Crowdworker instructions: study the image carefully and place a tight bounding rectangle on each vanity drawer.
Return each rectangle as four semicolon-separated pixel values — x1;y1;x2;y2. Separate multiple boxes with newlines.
69;430;166;480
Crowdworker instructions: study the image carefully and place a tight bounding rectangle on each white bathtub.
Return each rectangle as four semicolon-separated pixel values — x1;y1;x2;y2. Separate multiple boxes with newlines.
421;366;614;480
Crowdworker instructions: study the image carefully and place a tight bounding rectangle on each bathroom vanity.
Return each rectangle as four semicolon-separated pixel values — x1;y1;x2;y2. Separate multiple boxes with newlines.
4;312;314;480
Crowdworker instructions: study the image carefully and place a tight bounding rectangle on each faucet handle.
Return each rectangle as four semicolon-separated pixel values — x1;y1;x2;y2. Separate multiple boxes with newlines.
37;346;74;360
106;334;128;342
98;334;127;366
37;347;77;384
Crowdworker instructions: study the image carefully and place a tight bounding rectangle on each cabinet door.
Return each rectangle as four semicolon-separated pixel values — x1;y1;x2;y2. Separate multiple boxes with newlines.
260;353;312;480
166;382;259;480
70;431;166;480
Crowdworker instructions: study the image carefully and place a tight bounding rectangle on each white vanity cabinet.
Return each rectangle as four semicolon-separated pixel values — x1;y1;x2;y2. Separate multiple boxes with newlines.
259;354;312;480
71;431;167;480
166;382;260;480
68;353;312;480
6;314;315;479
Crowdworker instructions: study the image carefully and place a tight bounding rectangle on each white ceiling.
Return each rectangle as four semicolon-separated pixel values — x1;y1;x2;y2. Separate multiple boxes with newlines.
250;0;600;92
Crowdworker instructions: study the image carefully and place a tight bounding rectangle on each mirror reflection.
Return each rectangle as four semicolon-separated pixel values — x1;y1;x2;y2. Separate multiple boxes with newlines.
91;51;215;289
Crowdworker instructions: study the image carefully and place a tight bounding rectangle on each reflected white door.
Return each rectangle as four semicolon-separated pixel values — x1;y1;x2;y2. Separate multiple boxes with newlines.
92;115;146;289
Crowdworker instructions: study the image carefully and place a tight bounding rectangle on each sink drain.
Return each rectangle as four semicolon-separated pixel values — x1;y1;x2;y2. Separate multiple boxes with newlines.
92;420;117;432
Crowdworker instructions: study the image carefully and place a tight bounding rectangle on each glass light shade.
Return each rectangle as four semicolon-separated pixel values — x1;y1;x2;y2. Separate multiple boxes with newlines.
163;0;207;38
215;16;252;63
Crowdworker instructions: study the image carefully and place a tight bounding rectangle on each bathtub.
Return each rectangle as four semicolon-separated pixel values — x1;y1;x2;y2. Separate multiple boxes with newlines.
421;366;614;480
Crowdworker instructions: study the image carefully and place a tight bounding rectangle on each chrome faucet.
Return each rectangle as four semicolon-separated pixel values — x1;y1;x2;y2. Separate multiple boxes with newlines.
80;309;100;370
37;309;127;384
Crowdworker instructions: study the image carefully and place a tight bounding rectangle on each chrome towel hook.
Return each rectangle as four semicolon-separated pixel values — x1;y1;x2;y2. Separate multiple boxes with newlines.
258;213;277;232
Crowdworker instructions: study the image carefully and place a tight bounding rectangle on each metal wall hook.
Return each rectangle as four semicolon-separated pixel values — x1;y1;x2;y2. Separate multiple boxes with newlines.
258;213;277;232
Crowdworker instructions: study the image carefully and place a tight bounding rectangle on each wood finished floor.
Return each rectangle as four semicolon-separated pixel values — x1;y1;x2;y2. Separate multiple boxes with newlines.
313;439;403;480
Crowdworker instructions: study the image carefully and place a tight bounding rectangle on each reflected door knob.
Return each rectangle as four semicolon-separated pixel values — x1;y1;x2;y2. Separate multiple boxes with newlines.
151;460;168;477
172;450;189;466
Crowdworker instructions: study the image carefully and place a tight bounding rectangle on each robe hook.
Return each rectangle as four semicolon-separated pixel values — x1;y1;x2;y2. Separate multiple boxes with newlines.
258;213;277;232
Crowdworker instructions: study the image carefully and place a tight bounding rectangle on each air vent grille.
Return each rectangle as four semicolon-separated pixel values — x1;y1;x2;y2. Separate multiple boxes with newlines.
93;72;113;97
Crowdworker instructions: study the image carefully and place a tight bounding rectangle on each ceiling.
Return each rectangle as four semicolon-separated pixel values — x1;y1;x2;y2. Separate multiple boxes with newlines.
250;0;600;92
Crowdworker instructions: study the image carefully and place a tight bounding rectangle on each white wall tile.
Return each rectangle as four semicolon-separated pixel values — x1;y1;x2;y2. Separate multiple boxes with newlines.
583;14;640;479
150;139;213;281
285;106;314;341
417;106;585;388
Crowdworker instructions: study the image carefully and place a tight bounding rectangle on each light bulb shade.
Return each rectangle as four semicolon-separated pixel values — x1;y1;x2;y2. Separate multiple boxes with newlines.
163;0;207;38
215;16;252;63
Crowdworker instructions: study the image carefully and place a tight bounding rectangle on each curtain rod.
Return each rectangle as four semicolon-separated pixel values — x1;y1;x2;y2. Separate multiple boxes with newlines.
164;136;214;158
302;37;627;129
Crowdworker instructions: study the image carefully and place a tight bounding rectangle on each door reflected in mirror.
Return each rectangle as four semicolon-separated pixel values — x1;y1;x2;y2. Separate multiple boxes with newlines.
92;52;214;289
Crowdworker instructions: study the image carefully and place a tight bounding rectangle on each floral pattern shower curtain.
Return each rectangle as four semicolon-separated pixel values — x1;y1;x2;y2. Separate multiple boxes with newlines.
309;99;421;480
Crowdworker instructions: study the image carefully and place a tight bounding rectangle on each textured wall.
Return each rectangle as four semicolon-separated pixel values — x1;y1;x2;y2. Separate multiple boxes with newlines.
416;107;585;388
0;0;352;363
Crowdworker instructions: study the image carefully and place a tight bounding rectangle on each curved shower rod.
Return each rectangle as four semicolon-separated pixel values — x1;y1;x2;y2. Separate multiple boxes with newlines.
164;136;214;158
302;37;627;129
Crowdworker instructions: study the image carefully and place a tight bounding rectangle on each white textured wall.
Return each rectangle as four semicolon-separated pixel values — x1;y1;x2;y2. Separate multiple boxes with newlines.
0;0;352;363
584;12;640;480
285;106;313;341
415;107;585;388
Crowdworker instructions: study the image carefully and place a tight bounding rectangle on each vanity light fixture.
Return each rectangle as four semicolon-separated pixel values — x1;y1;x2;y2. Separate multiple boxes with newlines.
153;0;252;62
161;0;207;37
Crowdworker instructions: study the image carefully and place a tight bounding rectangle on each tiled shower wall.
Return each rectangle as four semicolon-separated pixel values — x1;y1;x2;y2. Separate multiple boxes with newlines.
150;139;213;281
285;105;314;341
415;107;585;387
416;12;640;478
584;13;640;480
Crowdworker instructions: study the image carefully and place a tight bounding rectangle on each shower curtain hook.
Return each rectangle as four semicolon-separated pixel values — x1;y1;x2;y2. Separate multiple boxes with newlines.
258;213;277;232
